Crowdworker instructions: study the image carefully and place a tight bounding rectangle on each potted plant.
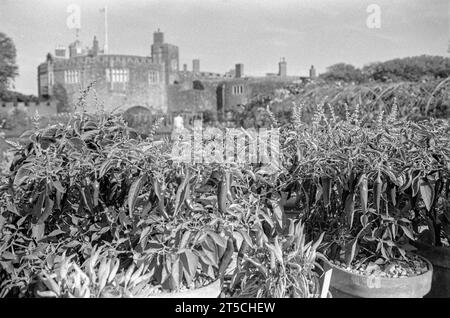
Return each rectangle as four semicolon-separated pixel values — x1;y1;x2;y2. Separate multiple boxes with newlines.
226;218;327;298
34;244;225;298
283;102;449;297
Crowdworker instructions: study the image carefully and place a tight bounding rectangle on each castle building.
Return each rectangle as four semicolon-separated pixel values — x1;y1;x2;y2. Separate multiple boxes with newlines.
37;30;313;117
216;60;308;119
150;29;179;85
38;31;169;113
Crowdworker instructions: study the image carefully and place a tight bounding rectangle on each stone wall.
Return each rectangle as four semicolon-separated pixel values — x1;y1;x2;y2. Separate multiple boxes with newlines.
217;77;300;113
165;70;230;114
0;100;58;117
167;82;218;114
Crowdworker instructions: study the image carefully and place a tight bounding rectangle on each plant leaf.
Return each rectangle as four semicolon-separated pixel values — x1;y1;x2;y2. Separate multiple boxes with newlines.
345;238;358;265
37;196;54;224
128;174;147;217
238;229;253;248
52;180;65;194
271;199;284;232
400;225;415;240
13;165;33;187
173;171;190;216
181;250;199;285
359;174;368;213
345;193;356;228
67;137;86;152
419;178;434;212
411;173;421;197
32;223;45;241
47;229;65;237
99;159;117;178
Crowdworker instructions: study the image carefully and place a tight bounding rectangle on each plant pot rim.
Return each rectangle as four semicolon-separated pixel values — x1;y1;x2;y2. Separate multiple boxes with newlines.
323;255;433;297
146;279;221;298
323;255;433;281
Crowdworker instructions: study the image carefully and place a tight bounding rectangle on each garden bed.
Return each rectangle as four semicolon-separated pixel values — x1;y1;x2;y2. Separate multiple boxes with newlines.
1;83;449;298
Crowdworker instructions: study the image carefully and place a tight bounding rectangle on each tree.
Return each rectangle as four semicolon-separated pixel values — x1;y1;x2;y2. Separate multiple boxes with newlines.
0;89;38;103
0;33;19;92
319;63;365;83
363;55;450;82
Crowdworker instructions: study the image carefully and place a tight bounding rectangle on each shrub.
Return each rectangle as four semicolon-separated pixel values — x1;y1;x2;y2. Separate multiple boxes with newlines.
230;221;324;298
283;101;450;266
0;109;254;296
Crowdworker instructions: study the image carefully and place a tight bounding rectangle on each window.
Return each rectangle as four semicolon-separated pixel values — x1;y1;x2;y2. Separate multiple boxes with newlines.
64;70;80;84
148;71;159;84
171;59;178;71
106;68;129;91
193;80;204;90
232;85;244;95
106;68;129;83
40;74;48;87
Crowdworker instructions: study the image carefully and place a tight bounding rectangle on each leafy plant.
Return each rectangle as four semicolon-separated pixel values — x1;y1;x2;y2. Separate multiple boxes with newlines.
0;101;251;296
230;221;324;298
282;100;450;267
35;246;159;298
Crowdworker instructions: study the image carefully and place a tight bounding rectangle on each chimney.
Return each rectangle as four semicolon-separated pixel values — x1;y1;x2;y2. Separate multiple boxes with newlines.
193;59;200;73
92;36;99;56
55;45;66;58
153;28;164;44
309;65;317;79
235;63;244;78
69;42;78;58
278;57;287;77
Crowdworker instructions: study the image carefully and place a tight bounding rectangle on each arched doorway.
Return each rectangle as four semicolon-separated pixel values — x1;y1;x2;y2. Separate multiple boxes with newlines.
122;105;151;127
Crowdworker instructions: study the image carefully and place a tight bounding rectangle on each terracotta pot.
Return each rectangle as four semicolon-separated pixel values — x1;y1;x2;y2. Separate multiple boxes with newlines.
413;241;450;298
148;279;221;298
322;257;433;298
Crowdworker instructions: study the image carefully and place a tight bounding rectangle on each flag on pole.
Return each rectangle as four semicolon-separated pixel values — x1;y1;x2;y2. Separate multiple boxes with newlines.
100;6;108;54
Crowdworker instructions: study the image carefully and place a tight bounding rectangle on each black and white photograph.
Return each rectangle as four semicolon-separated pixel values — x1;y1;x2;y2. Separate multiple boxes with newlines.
0;0;449;303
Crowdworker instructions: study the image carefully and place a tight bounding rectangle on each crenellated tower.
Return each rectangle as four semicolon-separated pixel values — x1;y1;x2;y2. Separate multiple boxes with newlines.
151;29;179;84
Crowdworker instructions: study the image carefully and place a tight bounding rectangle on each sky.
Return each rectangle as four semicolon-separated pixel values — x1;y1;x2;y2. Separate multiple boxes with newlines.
0;0;449;95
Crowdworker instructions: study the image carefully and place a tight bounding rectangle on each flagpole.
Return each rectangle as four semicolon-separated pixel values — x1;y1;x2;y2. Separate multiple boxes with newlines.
103;6;108;54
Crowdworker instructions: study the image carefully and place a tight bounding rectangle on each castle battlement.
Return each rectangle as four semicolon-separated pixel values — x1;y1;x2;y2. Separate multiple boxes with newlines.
51;55;154;68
